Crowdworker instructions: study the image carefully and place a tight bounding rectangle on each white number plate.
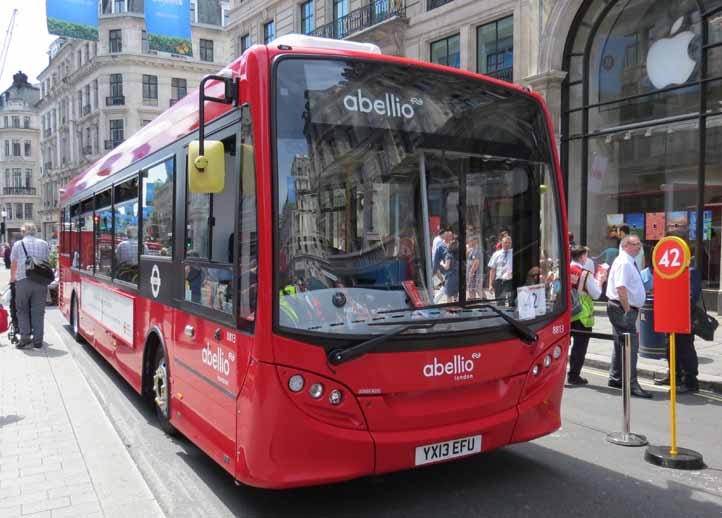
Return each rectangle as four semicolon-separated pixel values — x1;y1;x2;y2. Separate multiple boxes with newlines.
414;435;482;466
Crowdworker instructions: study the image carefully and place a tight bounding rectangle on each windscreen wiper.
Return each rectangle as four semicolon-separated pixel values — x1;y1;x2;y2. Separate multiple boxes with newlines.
464;303;538;344
327;316;483;366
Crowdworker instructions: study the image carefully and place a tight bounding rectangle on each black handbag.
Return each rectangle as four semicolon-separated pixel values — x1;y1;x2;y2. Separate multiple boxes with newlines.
21;242;55;286
692;296;719;341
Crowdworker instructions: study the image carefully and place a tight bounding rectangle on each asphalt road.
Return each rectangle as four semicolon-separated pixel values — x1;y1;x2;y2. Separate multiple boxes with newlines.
47;309;722;518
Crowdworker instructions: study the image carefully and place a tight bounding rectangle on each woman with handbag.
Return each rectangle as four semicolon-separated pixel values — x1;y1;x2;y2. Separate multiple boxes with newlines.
9;223;51;349
568;245;607;385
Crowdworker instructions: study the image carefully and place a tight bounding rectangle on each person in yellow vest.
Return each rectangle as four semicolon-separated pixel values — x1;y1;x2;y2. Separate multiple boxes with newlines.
279;284;300;327
568;245;607;385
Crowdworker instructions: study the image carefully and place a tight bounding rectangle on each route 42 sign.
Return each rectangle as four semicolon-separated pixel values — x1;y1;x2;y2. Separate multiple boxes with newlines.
652;236;691;333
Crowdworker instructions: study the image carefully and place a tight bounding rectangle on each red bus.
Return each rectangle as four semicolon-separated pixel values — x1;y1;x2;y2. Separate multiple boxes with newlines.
59;35;570;489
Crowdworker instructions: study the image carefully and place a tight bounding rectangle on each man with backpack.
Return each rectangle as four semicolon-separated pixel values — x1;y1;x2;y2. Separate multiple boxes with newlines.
9;223;51;349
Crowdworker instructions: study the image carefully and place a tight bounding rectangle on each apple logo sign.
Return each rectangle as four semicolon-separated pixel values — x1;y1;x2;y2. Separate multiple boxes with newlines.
646;16;697;89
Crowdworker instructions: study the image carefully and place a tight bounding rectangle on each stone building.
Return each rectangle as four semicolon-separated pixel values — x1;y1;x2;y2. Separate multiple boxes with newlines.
37;0;230;241
0;72;42;244
225;0;722;307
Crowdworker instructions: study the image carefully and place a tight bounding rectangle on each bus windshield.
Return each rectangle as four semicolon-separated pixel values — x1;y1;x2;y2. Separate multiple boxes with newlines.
274;57;564;336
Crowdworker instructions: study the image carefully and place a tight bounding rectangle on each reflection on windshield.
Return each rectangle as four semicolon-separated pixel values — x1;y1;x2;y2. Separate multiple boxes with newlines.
275;58;563;335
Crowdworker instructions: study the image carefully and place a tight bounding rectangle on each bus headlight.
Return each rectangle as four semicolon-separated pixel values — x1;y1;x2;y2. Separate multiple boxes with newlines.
543;355;552;368
329;389;343;405
309;383;324;399
552;345;562;359
532;364;540;376
288;374;305;392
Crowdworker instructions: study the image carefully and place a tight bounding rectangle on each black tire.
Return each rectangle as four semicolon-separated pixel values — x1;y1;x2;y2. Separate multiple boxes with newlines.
152;346;177;435
70;295;83;343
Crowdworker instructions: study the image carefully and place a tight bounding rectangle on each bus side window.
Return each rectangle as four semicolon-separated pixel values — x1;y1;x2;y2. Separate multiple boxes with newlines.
141;158;174;257
70;204;80;268
114;177;141;285
211;138;235;262
79;198;94;273
237;105;257;324
95;189;112;276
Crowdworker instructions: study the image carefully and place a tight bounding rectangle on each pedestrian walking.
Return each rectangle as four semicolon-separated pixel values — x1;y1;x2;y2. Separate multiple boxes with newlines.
10;223;50;349
466;235;482;299
605;234;652;398
568;245;607;385
3;242;11;269
441;239;460;303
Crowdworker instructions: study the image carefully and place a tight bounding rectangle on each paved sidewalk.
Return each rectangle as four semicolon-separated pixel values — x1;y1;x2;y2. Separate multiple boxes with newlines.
0;268;163;518
581;304;722;393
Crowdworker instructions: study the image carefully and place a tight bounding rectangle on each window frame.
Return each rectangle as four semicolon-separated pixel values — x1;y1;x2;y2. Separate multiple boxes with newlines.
430;33;461;68
301;1;314;35
109;29;122;53
142;74;158;102
476;15;514;81
200;39;214;62
264;21;275;44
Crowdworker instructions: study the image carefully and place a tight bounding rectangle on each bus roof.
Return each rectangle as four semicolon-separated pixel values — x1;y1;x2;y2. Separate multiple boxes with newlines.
61;40;540;205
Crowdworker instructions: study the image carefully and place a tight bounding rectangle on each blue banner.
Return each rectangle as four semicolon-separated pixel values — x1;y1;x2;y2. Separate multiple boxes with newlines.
46;0;99;41
145;0;193;56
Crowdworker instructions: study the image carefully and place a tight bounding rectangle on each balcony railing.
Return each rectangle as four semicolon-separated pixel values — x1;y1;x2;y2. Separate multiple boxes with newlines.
104;139;123;150
106;95;125;106
484;67;513;83
311;0;405;40
82;146;93;155
43;129;51;138
82;104;91;116
3;187;37;196
143;97;159;106
427;0;453;10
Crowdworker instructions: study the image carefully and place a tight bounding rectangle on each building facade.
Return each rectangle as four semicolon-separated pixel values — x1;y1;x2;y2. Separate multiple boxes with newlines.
226;0;722;307
37;0;230;243
0;72;42;244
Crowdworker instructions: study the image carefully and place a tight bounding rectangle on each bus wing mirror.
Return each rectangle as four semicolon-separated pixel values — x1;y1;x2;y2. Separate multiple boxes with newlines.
188;140;225;193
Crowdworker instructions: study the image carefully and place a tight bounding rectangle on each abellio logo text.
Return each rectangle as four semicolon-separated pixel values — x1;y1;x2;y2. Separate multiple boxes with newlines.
202;344;232;376
343;89;418;119
423;353;478;381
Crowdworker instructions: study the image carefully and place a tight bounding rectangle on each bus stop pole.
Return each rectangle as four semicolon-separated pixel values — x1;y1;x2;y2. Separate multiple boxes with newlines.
669;332;678;455
607;332;648;447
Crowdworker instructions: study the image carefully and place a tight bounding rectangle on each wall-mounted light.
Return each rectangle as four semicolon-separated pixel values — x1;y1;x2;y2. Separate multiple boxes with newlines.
605;134;613;144
644;128;653;137
624;131;632;141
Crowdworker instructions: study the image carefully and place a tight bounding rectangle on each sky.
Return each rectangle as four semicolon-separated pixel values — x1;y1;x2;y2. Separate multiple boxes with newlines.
0;0;57;92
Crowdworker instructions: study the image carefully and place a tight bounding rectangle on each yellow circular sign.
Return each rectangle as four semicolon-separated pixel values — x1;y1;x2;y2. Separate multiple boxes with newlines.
652;236;691;280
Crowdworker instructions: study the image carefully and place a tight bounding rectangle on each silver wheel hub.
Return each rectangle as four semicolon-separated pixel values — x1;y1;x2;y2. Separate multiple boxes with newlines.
153;359;169;417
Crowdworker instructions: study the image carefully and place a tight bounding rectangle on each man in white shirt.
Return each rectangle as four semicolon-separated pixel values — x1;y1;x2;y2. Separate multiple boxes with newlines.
488;236;513;300
618;225;645;270
606;235;652;398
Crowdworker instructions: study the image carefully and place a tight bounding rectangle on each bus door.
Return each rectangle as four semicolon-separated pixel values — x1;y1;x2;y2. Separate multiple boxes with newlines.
172;125;257;472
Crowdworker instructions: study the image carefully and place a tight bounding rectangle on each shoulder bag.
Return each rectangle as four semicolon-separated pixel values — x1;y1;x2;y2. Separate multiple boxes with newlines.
21;241;55;286
692;296;719;341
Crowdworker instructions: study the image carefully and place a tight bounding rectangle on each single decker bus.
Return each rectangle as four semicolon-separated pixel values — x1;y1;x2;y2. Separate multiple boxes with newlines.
58;34;570;489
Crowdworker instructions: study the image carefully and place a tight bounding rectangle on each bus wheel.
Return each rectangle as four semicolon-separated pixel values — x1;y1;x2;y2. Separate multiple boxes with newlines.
152;346;176;435
70;295;82;343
